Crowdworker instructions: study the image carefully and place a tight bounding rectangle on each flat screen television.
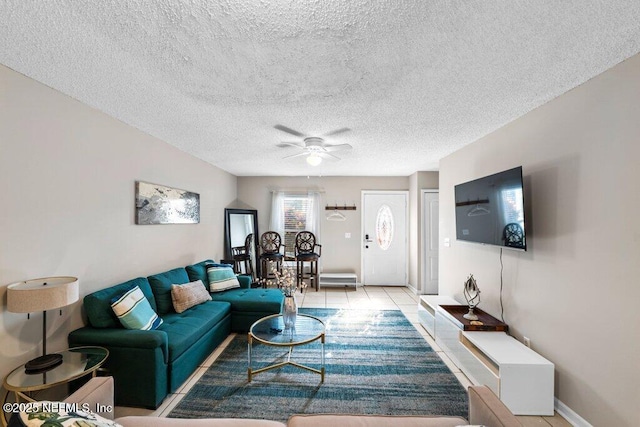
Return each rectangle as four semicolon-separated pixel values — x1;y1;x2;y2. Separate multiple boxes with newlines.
454;166;527;250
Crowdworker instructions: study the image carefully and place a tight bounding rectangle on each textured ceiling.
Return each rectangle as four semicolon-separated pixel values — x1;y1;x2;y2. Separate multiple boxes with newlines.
2;1;640;176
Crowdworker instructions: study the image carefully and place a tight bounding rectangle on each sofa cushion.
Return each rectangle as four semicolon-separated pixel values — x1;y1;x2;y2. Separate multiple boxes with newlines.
185;260;215;284
9;400;122;427
171;280;212;314
158;300;231;362
287;415;468;427
111;285;163;330
210;288;283;313
207;265;241;292
148;268;191;315
84;277;157;329
468;385;521;426
64;377;114;420
186;260;238;284
116;418;285;427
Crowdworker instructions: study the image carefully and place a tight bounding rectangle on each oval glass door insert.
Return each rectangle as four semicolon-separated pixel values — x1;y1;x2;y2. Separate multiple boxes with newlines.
375;204;394;250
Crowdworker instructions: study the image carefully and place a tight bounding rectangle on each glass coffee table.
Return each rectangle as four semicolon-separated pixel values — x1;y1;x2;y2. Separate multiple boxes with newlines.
248;313;325;382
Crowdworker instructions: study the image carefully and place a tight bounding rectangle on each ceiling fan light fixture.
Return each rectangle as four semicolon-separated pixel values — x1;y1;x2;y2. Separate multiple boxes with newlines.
306;153;322;166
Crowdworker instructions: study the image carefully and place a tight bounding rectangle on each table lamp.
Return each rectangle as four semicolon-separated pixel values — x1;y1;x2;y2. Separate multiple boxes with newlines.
7;276;79;372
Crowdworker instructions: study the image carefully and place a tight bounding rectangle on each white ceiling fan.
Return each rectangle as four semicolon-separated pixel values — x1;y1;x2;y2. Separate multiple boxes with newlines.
275;125;353;166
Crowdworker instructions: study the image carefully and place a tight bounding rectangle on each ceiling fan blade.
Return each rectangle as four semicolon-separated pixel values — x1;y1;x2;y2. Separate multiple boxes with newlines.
318;152;341;161
323;143;353;152
282;152;310;160
322;127;351;137
277;142;305;149
274;124;307;138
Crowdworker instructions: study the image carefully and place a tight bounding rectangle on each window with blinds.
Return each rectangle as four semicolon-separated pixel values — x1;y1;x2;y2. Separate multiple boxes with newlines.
283;194;310;257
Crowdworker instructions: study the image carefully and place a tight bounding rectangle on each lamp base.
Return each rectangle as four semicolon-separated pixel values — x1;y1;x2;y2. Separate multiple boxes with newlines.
463;308;479;321
25;353;63;374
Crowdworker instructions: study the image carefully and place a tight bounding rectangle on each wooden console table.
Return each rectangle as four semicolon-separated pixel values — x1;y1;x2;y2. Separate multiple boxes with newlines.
439;305;509;332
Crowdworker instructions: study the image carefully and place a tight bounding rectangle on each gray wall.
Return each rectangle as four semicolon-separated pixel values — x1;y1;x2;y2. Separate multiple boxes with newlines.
237;176;418;283
439;54;640;426
0;65;237;384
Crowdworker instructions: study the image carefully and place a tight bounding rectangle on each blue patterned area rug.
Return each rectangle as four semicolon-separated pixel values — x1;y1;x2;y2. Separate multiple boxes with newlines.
168;308;468;422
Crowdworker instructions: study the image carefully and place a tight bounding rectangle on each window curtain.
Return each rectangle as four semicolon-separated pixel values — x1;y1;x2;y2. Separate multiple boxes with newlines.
306;191;322;240
270;190;321;266
269;191;285;238
306;191;322;275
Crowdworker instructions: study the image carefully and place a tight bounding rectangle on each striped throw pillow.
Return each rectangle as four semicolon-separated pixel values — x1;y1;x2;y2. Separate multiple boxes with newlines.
111;285;163;330
206;265;240;292
171;280;212;313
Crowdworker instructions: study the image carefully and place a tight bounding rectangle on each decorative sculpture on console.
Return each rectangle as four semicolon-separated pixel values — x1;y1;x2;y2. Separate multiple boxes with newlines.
463;274;481;321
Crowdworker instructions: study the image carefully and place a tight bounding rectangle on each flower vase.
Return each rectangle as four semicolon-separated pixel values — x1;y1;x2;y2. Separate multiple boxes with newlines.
283;295;298;328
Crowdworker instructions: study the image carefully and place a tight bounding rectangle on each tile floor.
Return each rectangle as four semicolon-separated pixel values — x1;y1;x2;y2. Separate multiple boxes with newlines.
115;286;571;426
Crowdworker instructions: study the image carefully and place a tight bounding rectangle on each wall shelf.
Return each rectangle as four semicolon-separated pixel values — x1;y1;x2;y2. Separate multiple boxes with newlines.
325;205;356;211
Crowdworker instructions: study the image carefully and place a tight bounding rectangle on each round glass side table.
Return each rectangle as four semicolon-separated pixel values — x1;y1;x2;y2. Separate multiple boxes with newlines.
248;314;325;382
1;346;109;426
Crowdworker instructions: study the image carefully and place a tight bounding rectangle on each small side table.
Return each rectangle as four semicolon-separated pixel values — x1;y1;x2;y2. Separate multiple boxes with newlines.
1;346;109;426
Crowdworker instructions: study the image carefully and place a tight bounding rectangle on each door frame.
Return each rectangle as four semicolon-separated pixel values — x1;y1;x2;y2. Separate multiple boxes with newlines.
360;190;409;286
421;189;439;294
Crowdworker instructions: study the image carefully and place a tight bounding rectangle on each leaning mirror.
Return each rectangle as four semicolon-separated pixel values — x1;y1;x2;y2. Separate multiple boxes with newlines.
224;208;259;281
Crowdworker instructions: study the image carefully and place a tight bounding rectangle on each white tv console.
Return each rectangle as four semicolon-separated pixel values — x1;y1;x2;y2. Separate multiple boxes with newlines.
417;295;462;338
418;295;555;416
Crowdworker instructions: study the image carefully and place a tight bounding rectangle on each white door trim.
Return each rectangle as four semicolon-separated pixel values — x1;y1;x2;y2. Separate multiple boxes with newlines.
421;189;439;294
361;190;409;286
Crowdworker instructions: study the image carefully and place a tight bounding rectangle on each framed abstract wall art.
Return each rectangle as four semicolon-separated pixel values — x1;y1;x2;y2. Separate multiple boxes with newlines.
135;181;200;224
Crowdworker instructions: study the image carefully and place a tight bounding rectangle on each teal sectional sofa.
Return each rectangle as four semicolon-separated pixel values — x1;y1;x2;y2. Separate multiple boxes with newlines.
68;260;284;409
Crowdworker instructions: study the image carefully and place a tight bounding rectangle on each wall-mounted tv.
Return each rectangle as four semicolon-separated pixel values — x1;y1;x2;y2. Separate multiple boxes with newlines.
454;166;527;251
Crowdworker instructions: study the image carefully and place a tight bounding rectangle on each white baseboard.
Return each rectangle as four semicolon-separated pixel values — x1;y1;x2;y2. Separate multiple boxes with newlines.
555;398;592;427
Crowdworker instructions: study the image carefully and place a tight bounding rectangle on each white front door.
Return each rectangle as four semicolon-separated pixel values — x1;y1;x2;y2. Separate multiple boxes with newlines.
422;191;439;294
362;191;408;286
